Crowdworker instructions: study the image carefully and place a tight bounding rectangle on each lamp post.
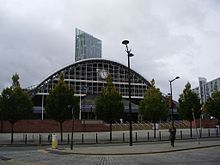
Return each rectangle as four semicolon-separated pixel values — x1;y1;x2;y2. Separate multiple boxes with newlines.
79;85;87;121
81;85;88;132
68;105;74;150
122;39;134;146
169;76;180;127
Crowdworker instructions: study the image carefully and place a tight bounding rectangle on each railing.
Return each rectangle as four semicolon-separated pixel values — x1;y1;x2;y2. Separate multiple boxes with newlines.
1;127;220;145
111;120;189;131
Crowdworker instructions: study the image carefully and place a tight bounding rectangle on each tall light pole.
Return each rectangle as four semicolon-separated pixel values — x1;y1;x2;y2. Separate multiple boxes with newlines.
68;105;74;150
79;85;87;121
169;76;180;127
122;39;134;146
80;85;88;132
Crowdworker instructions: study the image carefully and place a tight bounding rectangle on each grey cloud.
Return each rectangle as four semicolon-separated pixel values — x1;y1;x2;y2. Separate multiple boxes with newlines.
0;0;220;100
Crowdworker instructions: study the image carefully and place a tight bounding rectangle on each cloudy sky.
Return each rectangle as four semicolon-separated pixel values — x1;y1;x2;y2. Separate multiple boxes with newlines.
0;0;220;100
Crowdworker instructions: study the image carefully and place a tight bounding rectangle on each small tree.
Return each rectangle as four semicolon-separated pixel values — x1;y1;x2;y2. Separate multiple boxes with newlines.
45;73;79;141
139;79;168;138
0;73;33;144
95;75;124;142
178;82;201;137
205;90;220;125
0;104;2;132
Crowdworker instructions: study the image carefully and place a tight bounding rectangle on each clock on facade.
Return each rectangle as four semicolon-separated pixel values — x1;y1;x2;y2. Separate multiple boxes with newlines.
99;69;108;79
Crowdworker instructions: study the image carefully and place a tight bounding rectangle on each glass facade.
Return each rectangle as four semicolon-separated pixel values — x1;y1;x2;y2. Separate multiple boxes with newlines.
75;28;102;61
31;59;151;119
33;59;149;98
193;77;220;103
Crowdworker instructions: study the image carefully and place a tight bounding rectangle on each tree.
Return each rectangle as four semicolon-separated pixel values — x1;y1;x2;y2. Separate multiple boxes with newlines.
139;79;168;138
0;73;33;144
205;90;220;125
45;73;79;141
95;75;124;142
178;82;201;137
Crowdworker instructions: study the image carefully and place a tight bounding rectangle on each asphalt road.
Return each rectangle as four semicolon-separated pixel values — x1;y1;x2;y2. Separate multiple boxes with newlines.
1;142;220;165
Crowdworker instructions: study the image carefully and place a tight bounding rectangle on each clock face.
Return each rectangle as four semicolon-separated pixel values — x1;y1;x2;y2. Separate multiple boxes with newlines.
100;69;108;79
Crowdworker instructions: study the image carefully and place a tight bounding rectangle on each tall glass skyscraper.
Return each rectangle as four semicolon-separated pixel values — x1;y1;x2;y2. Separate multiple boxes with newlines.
192;77;220;103
75;28;102;61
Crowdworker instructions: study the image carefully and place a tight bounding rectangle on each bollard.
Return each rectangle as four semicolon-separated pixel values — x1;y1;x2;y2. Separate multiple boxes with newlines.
25;134;27;144
135;132;137;142
32;134;34;142
39;134;42;145
147;132;149;141
216;128;218;137
95;133;98;143
48;134;51;142
123;133;125;143
51;134;58;149
82;134;84;144
67;134;70;144
180;130;182;140
208;128;210;137
159;131;161;141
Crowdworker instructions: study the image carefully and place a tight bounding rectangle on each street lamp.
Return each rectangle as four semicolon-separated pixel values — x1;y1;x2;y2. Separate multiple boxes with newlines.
80;85;88;132
79;85;87;121
169;76;180;127
122;39;134;146
68;105;74;150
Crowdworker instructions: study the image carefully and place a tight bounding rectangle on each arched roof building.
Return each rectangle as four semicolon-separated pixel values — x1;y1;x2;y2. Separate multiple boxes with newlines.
31;58;151;120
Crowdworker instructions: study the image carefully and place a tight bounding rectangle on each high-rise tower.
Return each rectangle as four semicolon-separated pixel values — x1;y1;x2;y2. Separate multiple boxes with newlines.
75;28;102;61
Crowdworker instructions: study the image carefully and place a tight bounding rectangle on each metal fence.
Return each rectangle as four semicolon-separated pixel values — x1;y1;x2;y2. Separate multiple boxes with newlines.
0;128;220;145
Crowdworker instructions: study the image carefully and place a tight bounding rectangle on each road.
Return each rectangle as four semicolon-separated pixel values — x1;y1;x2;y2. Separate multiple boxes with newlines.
1;143;220;165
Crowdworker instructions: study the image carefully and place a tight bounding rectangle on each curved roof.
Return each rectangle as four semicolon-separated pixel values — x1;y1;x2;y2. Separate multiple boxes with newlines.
31;58;151;99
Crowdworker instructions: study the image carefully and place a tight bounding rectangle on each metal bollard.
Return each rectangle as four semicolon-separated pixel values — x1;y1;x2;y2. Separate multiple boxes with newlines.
82;134;84;144
135;132;137;142
67;134;70;144
32;134;34;142
180;130;182;140
123;133;125;142
96;133;98;143
39;134;42;145
159;131;161;141
208;128;210;137
25;134;27;144
148;132;150;141
48;134;51;142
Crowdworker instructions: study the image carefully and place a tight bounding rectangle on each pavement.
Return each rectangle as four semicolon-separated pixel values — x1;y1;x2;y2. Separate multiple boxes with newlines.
46;138;220;155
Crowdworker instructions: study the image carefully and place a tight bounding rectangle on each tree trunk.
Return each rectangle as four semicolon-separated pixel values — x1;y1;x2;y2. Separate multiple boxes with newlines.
154;122;156;139
0;119;3;133
218;119;220;134
11;122;14;144
190;121;192;138
60;122;63;142
110;122;112;142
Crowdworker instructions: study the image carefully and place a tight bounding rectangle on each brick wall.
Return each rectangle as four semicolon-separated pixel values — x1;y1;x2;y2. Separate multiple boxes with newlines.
185;119;219;128
1;119;218;133
0;120;110;133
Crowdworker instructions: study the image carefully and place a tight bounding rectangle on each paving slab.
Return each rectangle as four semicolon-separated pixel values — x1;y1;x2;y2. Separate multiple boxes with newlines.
46;138;220;155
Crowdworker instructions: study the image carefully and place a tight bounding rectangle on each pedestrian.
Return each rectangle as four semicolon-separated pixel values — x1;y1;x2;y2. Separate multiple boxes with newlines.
169;125;176;147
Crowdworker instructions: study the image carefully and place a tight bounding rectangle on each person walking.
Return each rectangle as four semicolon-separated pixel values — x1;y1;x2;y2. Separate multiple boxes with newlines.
169;126;176;147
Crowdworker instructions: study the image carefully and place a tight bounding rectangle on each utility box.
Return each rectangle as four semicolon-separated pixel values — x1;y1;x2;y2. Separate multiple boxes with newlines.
51;134;58;149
